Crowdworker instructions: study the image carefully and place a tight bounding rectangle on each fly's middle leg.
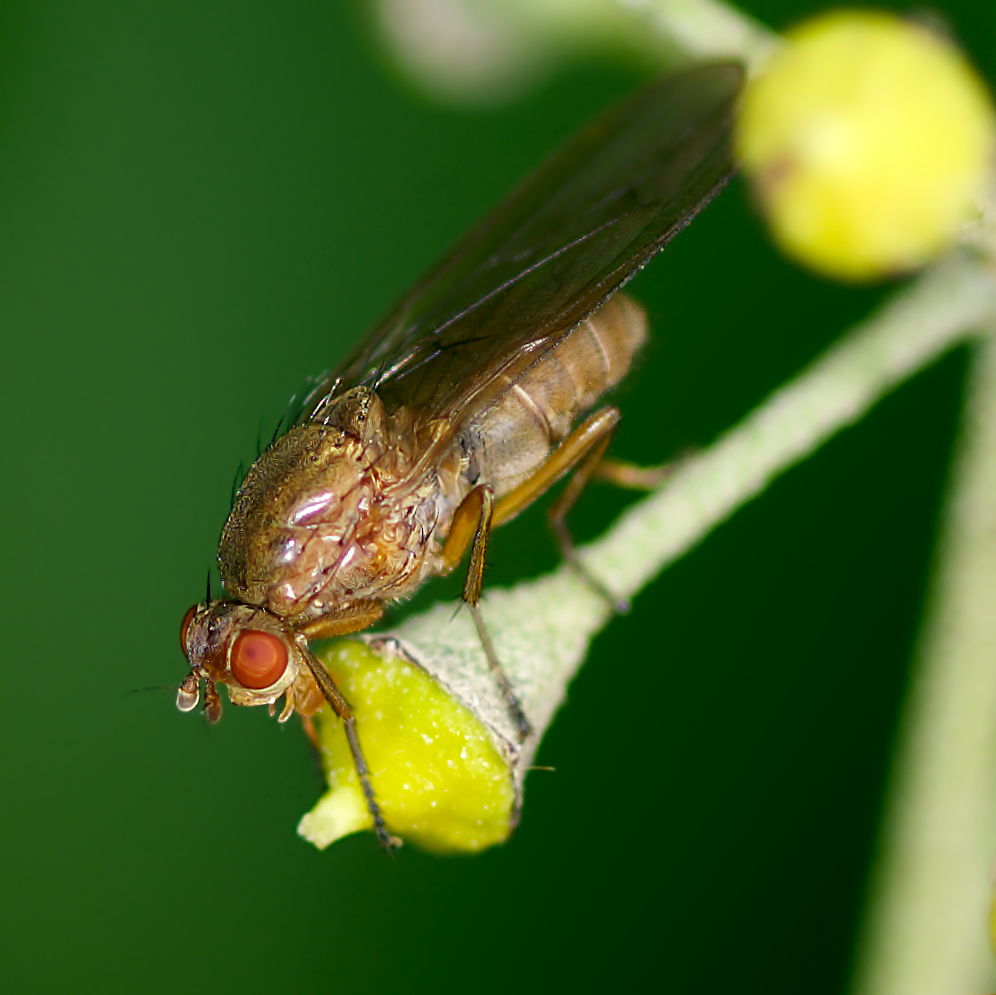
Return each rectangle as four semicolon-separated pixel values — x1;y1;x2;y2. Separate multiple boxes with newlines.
442;485;532;741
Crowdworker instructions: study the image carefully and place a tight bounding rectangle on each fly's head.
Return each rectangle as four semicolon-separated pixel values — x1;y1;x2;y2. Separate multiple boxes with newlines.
177;600;322;722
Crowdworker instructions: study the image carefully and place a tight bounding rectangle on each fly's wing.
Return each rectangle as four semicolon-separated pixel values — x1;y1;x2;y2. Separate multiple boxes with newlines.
299;62;743;431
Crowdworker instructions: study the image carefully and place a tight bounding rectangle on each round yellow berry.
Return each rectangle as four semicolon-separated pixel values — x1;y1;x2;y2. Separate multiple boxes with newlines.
736;10;996;281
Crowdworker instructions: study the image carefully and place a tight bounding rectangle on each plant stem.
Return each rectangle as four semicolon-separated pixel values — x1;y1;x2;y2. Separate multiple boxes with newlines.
327;6;996;984
619;0;778;71
850;326;996;995
375;251;996;785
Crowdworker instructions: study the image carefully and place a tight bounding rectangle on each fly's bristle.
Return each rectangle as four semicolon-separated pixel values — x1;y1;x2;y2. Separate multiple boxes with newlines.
229;460;245;508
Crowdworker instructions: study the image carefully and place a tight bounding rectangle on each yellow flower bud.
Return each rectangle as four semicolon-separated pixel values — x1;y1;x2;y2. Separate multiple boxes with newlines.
736;10;996;281
297;640;516;853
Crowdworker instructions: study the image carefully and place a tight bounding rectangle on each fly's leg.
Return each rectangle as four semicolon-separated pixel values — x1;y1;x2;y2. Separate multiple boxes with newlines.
491;406;627;612
295;600;384;640
343;713;399;852
551;424;705;607
300;715;320;750
439;407;653;739
441;486;532;741
303;650;398;852
294;612;399;853
490;407;620;525
546;419;627;613
593;457;676;490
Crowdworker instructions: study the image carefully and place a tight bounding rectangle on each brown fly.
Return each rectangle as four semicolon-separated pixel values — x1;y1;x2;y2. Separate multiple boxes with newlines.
178;62;744;848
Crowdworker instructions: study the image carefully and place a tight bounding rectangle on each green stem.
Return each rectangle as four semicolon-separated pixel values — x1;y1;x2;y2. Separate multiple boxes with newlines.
850;329;996;995
620;0;778;71
376;251;996;786
349;15;996;984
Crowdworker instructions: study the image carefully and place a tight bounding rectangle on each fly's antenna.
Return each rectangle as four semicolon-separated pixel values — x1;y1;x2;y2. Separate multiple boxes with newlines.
205;568;212;604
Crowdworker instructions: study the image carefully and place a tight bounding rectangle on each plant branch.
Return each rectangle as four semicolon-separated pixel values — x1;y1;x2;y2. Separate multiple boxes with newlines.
618;0;778;71
849;322;996;995
368;250;996;787
315;16;996;987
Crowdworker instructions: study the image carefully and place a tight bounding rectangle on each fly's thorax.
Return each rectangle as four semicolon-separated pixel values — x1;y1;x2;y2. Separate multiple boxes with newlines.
463;293;647;500
219;389;442;622
178;600;324;721
219;420;374;611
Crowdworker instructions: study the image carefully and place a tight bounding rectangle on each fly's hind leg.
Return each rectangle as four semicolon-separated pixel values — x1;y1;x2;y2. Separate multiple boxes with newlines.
441;486;532;741
545;414;628;613
491;406;627;612
593;457;676;490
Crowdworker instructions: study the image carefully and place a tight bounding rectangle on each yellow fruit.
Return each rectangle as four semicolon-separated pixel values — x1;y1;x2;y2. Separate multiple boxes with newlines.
736;10;995;281
297;640;516;853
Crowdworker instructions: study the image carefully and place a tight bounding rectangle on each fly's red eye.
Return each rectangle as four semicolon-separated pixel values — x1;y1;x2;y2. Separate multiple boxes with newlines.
180;605;197;654
230;630;289;689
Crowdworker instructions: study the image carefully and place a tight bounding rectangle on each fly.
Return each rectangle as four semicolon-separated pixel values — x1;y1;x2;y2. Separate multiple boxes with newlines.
178;62;745;849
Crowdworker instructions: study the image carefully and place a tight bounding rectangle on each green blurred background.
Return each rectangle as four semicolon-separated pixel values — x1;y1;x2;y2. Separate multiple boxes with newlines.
0;1;992;991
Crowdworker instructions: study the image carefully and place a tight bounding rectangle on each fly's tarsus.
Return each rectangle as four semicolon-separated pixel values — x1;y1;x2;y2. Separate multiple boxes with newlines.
343;716;398;853
470;604;533;742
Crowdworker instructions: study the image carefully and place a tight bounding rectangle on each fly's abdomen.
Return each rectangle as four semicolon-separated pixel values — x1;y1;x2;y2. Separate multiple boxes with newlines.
468;292;646;497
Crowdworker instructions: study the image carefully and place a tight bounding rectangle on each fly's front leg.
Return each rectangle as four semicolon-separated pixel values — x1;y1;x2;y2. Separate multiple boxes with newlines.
441;486;532;741
295;600;384;640
299;637;399;852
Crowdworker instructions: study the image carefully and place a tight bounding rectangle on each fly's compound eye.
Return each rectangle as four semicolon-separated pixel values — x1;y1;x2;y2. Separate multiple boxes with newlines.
230;630;289;689
179;605;197;655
